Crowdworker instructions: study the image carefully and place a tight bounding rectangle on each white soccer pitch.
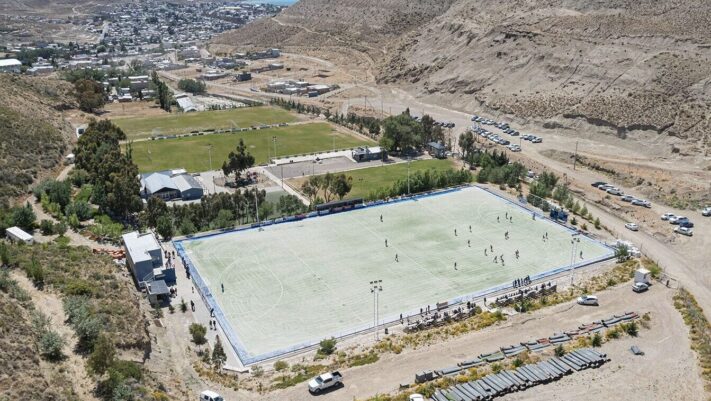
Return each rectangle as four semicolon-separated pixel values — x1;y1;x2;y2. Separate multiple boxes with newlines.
180;186;612;363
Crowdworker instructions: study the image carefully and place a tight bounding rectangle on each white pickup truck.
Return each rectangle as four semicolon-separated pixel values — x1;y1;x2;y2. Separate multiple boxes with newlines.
308;371;343;394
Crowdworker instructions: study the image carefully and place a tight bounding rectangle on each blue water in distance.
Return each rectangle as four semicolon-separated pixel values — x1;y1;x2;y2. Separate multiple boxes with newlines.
241;0;298;5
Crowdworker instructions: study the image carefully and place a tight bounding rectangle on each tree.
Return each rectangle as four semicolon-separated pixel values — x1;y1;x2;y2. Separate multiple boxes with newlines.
459;131;475;161
615;243;630;263
379;113;424;154
301;176;321;205
277;195;304;216
65;201;93;221
146;197;169;228
222;139;255;182
330;174;353;200
178;79;207;95
212;209;234;229
189;323;207;345
212;336;227;369
592;332;602;347
179;218;196;236
11;203;36;231
74;79;106;113
156;216;174;240
88;333;116;375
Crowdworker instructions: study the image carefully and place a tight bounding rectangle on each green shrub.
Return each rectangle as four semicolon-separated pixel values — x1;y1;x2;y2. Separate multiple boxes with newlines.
65;279;95;296
318;337;337;356
39;330;66;360
252;365;264;377
554;344;566;357
189;323;207;345
624;322;638;337
87;333;116;375
40;219;55;235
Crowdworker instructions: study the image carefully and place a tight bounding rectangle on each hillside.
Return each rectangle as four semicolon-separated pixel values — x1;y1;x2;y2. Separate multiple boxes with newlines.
0;75;75;207
214;0;711;155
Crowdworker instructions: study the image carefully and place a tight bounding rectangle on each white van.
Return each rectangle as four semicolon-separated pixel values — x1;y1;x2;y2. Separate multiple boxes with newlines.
199;391;224;401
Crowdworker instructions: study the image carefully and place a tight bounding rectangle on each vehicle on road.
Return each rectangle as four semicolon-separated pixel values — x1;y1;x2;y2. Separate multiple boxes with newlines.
679;220;694;228
632;282;649;293
702;206;711;217
625;222;639;231
621;195;634;202
531;136;543;143
599;184;614;191
661;213;675;221
674;226;693;236
577;295;599;306
308;371;343;394
607;187;623;196
631;198;650;207
591;181;607;188
199;391;224;401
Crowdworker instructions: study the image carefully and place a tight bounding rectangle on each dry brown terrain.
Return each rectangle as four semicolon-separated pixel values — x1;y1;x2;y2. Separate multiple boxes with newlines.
0;74;75;206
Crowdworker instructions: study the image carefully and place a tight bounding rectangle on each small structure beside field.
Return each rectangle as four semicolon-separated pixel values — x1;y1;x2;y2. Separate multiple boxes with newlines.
5;226;34;244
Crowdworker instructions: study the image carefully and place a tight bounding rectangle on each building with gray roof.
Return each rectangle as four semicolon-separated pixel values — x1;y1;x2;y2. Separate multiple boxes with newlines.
140;169;204;201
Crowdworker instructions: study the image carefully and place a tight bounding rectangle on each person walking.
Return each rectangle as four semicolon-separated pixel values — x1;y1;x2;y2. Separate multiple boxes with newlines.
190;300;195;312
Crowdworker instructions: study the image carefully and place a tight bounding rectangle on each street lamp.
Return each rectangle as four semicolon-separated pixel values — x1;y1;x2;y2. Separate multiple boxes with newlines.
569;233;581;285
370;280;383;340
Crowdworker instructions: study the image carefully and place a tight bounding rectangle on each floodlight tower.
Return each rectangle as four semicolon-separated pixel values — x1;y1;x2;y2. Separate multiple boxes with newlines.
569;233;581;285
370;280;383;340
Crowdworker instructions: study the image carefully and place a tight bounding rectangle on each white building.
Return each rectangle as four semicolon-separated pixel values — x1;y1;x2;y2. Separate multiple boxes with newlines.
6;226;34;244
122;231;163;285
0;59;22;73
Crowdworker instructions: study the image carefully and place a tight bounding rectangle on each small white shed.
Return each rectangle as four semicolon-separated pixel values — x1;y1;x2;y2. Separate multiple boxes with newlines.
6;226;34;244
634;268;651;285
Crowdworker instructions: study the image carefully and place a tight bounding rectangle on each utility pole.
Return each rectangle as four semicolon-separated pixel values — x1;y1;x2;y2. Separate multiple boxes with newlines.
370;280;383;340
573;141;579;170
272;136;277;161
208;144;213;171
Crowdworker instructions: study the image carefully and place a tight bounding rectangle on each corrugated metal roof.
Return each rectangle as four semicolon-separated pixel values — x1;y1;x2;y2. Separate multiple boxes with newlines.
173;174;202;193
144;172;178;194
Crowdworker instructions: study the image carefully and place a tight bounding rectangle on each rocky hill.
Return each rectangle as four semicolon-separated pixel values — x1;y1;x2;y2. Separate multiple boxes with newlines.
215;0;711;155
0;75;75;207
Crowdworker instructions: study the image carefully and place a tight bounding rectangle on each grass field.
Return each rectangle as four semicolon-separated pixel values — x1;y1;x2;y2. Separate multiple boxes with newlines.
114;106;297;139
129;123;373;173
177;186;613;363
288;159;457;200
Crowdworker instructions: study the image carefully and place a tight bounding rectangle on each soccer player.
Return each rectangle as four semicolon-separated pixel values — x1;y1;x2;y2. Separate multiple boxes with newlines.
380;214;383;222
467;239;471;247
515;250;519;259
385;239;388;247
454;262;458;270
454;228;457;236
395;254;399;262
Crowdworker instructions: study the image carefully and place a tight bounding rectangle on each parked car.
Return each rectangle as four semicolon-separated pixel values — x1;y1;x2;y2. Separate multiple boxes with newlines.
679;220;694;228
621;195;634;202
591;181;607;188
199;391;224;401
702;206;711;217
632;282;649;293
669;216;688;225
599;184;614;191
630;198;645;206
409;395;426;401
607;188;623;196
625;222;639;231
661;213;675;221
531;137;543;143
577;295;599;306
674;226;693;236
308;371;343;394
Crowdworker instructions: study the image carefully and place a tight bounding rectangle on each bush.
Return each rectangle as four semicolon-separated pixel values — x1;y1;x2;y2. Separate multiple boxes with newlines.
274;360;289;371
318;337;337;356
594;217;601;229
87;333;116;375
180;298;188;313
54;221;68;236
39;330;66;360
624;322;638;337
554;344;566;357
252;365;264;377
65;201;93;221
40;219;55;235
591;333;602;347
189;323;207;345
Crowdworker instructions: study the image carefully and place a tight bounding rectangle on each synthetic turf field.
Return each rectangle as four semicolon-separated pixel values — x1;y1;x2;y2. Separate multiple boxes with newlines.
178;186;613;363
114;106;297;139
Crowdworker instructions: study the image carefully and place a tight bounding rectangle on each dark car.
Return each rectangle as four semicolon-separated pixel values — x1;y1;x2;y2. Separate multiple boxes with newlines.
679;221;694;228
591;181;607;188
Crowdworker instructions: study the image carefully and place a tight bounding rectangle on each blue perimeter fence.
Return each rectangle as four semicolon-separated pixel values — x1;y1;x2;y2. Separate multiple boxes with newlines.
173;184;616;365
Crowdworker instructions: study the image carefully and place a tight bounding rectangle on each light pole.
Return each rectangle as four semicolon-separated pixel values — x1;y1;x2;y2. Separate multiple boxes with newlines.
569;233;581;285
407;157;412;195
370;280;383;340
272;136;277;162
207;144;213;171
